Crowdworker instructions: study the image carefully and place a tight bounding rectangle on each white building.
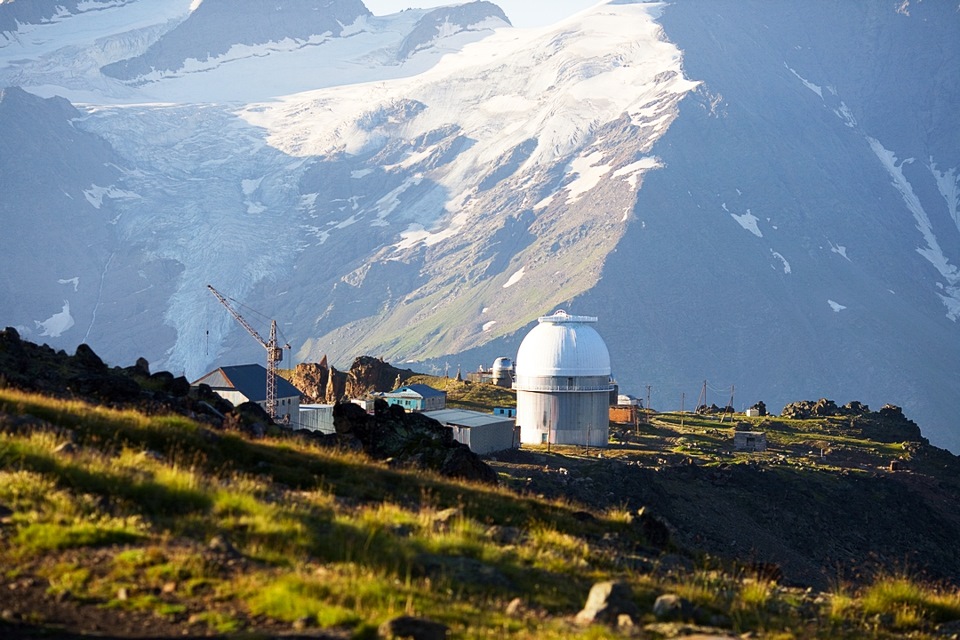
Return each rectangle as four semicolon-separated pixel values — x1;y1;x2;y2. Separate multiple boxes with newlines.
192;363;302;424
514;311;613;447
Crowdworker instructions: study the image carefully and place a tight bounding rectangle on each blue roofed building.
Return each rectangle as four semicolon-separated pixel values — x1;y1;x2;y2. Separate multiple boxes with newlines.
191;363;302;424
380;384;446;412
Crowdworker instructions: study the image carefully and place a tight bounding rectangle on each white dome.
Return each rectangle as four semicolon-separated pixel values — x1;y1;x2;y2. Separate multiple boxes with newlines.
515;311;611;378
492;357;513;373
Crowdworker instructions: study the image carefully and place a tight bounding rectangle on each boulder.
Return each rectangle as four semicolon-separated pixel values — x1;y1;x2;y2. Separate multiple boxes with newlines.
378;616;449;640
575;580;638;626
332;401;497;484
652;593;695;621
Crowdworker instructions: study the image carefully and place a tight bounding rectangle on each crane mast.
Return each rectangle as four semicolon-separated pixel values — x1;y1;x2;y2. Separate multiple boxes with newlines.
207;284;288;421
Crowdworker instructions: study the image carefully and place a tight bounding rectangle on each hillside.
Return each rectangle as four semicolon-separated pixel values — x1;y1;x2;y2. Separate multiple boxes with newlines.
2;1;956;452
3;333;960;638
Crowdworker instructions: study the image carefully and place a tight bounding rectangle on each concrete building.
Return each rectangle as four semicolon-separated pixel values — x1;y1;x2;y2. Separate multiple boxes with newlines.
514;311;613;447
192;363;302;424
424;408;518;455
380;384;446;412
734;431;767;452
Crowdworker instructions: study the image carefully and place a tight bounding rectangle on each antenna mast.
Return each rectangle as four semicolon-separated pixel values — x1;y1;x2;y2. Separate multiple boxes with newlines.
207;284;289;420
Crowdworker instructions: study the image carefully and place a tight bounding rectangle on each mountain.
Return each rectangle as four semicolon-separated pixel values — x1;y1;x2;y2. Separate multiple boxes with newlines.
100;0;372;83
0;87;124;346
0;0;957;452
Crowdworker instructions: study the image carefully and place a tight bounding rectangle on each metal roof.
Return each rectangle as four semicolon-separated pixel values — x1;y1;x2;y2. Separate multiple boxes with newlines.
387;384;446;398
423;408;515;429
192;364;302;402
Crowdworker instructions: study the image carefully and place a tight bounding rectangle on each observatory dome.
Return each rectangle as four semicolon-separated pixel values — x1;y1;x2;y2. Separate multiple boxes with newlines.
492;357;513;373
515;311;611;378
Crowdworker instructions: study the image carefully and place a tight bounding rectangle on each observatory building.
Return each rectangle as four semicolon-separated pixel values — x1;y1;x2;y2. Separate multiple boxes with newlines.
514;311;613;447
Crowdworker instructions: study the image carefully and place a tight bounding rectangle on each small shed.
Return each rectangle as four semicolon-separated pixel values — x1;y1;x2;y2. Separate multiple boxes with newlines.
423;408;517;455
734;431;767;452
609;405;638;424
381;384;447;412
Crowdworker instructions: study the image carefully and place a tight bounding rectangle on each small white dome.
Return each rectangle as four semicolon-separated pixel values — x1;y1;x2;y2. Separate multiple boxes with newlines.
515;310;611;377
492;357;513;373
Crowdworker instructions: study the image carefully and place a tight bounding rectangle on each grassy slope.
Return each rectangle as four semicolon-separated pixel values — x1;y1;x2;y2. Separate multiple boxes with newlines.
2;386;960;639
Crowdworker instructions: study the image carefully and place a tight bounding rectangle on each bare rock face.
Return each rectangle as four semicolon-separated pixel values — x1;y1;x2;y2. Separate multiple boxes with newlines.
344;356;418;399
290;355;417;403
289;361;335;403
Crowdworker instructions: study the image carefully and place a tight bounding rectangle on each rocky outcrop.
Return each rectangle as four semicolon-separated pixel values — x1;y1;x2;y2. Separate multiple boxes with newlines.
331;401;497;484
289;355;418;403
780;398;923;443
344;356;418;399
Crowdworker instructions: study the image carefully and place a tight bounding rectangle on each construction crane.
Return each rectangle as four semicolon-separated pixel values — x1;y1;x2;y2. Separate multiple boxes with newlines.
207;284;290;421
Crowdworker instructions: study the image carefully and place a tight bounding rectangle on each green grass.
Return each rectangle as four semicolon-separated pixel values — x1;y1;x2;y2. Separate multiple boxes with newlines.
246;573;361;627
861;575;960;629
3;386;960;639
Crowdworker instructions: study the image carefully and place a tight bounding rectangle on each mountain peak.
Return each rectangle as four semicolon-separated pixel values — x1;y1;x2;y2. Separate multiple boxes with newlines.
101;0;372;82
397;1;512;60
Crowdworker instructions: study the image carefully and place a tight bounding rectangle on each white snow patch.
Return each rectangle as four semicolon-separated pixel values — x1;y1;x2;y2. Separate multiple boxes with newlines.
502;267;525;289
830;242;851;261
784;63;823;99
58;277;80;291
375;174;423;223
613;156;661;189
35;300;75;337
482;307;489;314
351;168;373;179
565;150;611;204
83;184;141;209
482;320;497;332
930;159;959;234
727;206;763;238
533;194;555;210
834;102;857;128
868;137;960;320
241;177;263;197
771;250;791;274
827;300;847;313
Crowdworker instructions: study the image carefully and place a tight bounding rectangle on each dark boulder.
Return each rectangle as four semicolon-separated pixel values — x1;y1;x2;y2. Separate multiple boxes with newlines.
332;401;497;484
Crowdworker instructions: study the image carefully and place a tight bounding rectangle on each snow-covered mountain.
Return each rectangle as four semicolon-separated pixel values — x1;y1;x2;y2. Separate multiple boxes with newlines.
0;0;957;451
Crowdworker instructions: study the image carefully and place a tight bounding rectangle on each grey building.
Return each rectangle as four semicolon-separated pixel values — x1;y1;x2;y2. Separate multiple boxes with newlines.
424;408;518;455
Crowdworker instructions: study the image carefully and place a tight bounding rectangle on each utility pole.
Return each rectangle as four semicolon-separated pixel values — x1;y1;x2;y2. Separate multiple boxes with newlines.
721;384;735;423
681;392;685;428
645;385;652;423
